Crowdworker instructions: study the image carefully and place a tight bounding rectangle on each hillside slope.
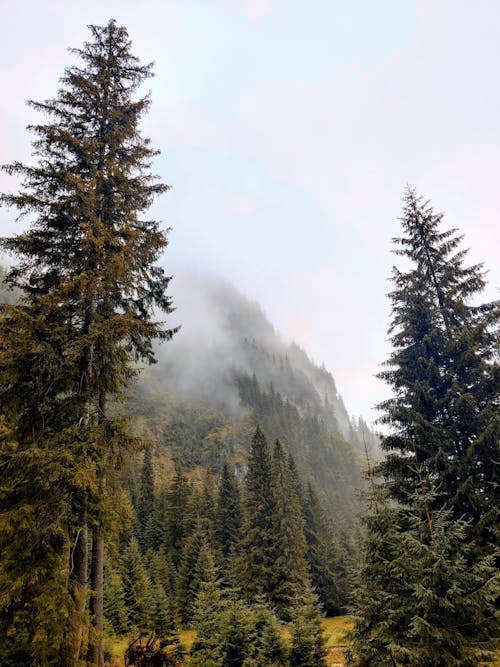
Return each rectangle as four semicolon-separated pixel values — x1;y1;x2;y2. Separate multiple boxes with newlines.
128;272;378;524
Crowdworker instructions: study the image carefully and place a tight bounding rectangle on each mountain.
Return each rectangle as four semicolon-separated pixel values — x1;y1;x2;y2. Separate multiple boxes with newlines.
127;272;379;525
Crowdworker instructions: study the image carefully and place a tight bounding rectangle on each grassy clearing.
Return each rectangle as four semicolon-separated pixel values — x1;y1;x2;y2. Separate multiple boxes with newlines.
321;616;352;667
105;617;498;667
106;616;353;666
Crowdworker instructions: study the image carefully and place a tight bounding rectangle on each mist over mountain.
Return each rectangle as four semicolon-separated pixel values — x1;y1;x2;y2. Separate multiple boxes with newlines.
127;272;379;525
147;271;378;453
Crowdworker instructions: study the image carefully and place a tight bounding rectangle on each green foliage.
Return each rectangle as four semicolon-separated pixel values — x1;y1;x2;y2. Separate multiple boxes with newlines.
192;595;289;667
289;594;328;667
0;19;175;661
176;521;212;626
351;188;500;665
137;447;155;552
237;427;280;601
271;441;310;619
303;480;350;615
377;188;499;544
215;459;241;569
103;567;128;636
121;538;153;631
350;489;499;666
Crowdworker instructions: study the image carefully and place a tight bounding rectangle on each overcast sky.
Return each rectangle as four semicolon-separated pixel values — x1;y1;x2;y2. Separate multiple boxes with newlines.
1;0;499;424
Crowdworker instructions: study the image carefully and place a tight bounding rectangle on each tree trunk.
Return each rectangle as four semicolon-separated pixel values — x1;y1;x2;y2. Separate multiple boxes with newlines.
87;528;105;667
66;519;89;665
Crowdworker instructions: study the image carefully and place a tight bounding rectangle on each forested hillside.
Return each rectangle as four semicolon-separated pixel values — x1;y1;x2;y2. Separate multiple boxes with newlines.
127;272;376;526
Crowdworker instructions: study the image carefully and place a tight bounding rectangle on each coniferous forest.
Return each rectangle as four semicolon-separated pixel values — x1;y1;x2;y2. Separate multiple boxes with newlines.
0;19;498;667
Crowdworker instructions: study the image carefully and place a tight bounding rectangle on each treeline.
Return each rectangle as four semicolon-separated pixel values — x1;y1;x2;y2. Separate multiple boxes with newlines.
105;426;351;642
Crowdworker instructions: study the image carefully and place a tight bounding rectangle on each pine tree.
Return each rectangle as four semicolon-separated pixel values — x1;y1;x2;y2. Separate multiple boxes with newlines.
377;188;499;546
190;542;225;666
137;447;155;552
350;486;499;666
151;581;175;638
164;468;193;568
237;426;280;602
215;458;241;568
288;593;327;667
103;567;128;636
0;20;176;664
303;480;348;615
175;521;212;626
351;188;500;665
271;440;310;618
121;538;153;632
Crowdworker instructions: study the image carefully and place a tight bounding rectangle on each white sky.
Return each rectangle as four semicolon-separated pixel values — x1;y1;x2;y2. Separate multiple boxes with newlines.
1;0;499;424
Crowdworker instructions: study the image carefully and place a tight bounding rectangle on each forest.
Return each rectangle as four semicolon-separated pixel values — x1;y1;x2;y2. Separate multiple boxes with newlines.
0;20;498;667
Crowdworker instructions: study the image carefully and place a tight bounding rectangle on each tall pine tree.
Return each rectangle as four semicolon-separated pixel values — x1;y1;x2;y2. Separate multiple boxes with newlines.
0;20;175;665
351;188;499;665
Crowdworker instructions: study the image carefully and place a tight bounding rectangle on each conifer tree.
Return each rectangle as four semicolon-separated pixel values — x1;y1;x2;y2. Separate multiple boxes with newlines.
351;189;499;664
0;20;175;664
164;468;193;568
350;486;499;666
176;521;212;626
137;447;155;552
103;567;128;636
151;581;175;638
289;593;327;667
190;542;225;666
121;538;153;632
377;188;499;546
271;440;310;618
237;426;280;601
303;480;348;614
215;458;241;568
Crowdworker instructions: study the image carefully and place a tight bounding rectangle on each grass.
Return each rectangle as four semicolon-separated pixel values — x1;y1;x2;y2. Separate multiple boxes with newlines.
321;616;352;667
106;616;353;666
105;617;498;667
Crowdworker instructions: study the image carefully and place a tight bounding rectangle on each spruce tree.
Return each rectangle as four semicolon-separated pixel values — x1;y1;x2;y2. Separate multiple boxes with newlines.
175;520;212;626
103;567;128;636
121;538;153;632
215;458;241;569
351;188;499;664
164;468;193;568
190;542;225;666
350;486;499;666
303;480;348;615
377;188;499;545
289;593;327;667
237;426;280;602
137;447;155;552
0;20;176;664
271;440;310;618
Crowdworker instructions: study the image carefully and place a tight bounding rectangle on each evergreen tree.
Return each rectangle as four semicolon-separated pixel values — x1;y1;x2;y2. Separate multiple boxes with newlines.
351;189;499;664
242;601;289;667
271;440;310;618
164;468;193;568
0;20;176;664
175;521;212;626
151;581;175;638
350;487;499;666
237;426;280;601
103;567;128;636
121;538;153;632
137;447;155;552
303;480;348;615
377;188;499;546
215;458;241;568
289;594;327;667
190;542;225;667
